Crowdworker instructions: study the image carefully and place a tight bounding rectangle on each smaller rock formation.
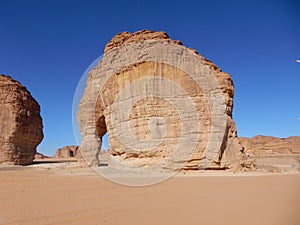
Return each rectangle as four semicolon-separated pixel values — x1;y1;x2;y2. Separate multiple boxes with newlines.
0;74;43;165
240;135;300;156
54;146;80;159
34;152;49;159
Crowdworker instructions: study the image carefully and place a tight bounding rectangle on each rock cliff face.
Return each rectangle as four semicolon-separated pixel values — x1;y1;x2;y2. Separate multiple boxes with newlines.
77;30;244;169
240;136;300;156
0;74;43;165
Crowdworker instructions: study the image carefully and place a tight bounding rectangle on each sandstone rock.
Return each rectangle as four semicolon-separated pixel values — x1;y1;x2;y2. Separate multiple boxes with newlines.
77;30;244;170
54;145;79;158
240;135;300;156
0;74;43;165
34;152;49;159
104;30;182;54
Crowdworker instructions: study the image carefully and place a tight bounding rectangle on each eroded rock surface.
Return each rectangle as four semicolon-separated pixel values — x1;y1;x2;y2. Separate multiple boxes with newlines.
0;74;43;165
77;30;244;169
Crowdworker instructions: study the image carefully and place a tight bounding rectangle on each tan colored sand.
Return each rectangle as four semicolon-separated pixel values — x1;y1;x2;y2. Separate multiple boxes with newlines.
0;167;299;225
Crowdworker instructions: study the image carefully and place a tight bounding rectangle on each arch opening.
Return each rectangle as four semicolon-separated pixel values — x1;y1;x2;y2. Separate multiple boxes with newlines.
95;115;109;150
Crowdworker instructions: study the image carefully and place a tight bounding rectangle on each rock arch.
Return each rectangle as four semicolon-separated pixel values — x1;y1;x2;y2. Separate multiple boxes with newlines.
77;30;243;169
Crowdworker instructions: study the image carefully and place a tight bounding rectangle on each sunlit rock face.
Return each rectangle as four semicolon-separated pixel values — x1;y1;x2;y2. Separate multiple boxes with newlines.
0;74;43;165
77;30;243;170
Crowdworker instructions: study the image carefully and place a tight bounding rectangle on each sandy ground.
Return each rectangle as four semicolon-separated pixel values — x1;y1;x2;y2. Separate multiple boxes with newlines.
0;164;299;225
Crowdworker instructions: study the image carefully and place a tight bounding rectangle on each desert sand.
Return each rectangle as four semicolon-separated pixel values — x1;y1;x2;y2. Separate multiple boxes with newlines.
0;163;299;225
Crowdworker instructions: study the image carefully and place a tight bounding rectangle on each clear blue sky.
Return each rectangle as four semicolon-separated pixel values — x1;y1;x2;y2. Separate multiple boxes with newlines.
1;0;299;156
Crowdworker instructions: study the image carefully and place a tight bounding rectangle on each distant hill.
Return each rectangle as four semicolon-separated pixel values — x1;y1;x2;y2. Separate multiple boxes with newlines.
239;135;300;156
